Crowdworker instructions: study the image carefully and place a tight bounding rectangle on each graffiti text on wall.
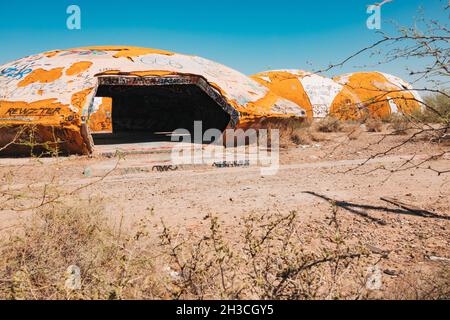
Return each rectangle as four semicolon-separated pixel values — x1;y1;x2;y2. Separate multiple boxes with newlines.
4;108;62;117
1;68;33;80
60;50;107;57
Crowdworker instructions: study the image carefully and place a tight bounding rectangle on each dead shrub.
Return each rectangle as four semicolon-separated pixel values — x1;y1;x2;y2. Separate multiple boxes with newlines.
0;199;372;300
308;131;328;142
257;117;311;147
314;116;343;133
343;124;363;140
0;200;159;300
290;133;311;145
365;117;383;133
159;211;371;300
387;114;410;135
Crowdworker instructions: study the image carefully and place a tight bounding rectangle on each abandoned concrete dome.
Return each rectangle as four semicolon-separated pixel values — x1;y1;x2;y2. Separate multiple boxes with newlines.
251;70;361;119
0;46;306;155
333;72;423;119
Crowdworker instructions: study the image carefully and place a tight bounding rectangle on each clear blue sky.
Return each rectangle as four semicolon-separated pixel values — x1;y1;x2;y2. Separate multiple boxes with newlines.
0;0;448;83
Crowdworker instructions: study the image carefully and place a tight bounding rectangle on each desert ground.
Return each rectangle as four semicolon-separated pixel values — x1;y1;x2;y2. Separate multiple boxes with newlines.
0;123;449;299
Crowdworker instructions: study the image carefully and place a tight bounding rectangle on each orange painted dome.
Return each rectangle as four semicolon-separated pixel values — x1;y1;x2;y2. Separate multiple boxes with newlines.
251;70;361;120
0;46;306;154
333;72;423;119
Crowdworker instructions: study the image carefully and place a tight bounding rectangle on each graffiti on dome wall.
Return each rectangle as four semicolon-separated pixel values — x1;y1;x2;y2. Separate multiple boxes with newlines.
0;46;307;155
88;97;112;133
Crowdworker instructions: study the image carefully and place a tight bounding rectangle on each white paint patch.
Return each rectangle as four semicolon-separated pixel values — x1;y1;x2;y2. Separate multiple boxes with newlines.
271;98;307;117
92;97;103;113
299;73;342;118
334;73;352;85
380;72;423;103
387;96;399;113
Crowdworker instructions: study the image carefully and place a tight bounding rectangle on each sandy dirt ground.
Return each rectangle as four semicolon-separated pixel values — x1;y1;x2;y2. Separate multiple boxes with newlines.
1;127;449;297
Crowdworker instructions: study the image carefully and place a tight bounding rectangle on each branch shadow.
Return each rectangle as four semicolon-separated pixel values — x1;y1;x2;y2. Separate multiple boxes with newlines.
303;191;449;224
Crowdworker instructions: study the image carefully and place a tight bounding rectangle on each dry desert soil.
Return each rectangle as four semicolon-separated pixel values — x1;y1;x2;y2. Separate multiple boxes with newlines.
1;125;449;298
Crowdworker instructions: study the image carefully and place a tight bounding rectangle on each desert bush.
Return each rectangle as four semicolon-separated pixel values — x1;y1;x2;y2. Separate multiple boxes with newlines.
0;200;159;300
0;199;374;300
290;133;311;145
158;210;374;300
308;131;328;142
386;114;411;135
412;92;450;124
315;116;343;133
342;124;363;140
365;117;383;133
257;117;311;147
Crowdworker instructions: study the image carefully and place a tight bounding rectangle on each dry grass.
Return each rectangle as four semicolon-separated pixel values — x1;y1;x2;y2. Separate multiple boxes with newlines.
365;117;383;133
386;114;411;135
0;196;375;300
257;117;312;147
2;197;447;300
0;200;159;300
315;116;343;133
342;124;364;140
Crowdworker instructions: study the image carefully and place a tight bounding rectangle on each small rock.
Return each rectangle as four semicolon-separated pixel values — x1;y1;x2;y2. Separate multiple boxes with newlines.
428;255;450;262
366;266;382;290
383;269;399;277
65;265;81;290
83;167;92;177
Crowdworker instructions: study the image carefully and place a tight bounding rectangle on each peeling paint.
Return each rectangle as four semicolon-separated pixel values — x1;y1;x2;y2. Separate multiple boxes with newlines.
66;61;93;76
18;68;64;87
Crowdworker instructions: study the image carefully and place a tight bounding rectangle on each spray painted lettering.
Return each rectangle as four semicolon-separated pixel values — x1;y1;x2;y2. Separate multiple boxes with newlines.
0;68;33;80
60;50;107;57
5;108;62;117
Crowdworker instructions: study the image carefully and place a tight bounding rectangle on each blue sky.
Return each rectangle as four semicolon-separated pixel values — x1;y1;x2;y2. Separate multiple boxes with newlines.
0;0;448;83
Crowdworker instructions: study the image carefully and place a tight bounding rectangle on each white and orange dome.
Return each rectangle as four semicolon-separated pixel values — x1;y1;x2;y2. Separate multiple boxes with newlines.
333;72;423;119
251;70;361;119
0;46;306;154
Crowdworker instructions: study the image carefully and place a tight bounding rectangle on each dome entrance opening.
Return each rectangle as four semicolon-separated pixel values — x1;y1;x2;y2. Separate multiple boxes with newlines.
90;75;233;146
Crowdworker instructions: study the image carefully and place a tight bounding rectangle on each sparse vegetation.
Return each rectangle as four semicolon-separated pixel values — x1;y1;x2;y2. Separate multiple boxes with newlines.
0;123;448;300
0;199;371;300
412;92;450;124
315;116;343;133
343;124;363;140
0;200;158;300
258;117;311;147
387;114;410;135
1;197;448;300
365;117;383;133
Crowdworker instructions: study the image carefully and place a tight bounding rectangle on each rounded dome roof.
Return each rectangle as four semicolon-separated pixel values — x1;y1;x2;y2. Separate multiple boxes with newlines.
251;70;360;119
0;46;308;154
333;71;422;118
0;46;306;125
